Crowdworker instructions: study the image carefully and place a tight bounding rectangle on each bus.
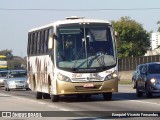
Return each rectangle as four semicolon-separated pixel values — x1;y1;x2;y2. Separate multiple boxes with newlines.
27;16;119;102
0;55;8;71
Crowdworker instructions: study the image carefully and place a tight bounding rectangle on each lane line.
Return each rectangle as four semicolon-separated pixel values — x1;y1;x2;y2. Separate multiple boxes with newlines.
0;93;63;110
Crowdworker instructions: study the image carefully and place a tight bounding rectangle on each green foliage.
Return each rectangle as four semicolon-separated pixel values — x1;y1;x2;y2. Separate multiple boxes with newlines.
8;59;21;69
7;57;27;69
0;49;13;60
0;49;26;69
112;16;150;58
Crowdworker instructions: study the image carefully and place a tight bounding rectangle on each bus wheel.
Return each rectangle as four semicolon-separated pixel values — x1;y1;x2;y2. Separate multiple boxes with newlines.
6;87;10;91
43;93;50;99
51;95;59;102
5;87;7;91
36;92;42;99
103;92;112;101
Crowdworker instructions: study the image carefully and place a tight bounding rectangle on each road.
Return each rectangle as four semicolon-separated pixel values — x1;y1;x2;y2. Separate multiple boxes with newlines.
0;85;160;120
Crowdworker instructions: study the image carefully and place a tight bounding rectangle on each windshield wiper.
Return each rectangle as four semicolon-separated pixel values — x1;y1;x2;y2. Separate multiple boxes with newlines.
89;47;106;69
72;47;84;69
72;47;106;70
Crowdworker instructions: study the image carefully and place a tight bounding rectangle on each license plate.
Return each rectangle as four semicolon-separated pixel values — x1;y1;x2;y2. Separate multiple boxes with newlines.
83;83;94;88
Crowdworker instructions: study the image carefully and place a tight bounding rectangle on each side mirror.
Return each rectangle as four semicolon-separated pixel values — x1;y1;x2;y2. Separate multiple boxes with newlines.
114;31;120;47
48;33;55;49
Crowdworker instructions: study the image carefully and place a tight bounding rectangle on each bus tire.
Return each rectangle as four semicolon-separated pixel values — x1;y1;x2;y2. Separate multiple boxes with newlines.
6;87;10;91
51;95;59;102
5;87;7;91
43;93;50;99
103;92;112;101
36;92;42;99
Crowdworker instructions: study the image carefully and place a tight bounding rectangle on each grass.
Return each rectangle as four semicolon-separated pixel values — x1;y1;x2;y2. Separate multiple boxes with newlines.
118;79;132;85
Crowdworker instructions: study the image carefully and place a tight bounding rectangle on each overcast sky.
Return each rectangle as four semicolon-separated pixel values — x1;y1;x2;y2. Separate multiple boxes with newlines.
0;0;160;57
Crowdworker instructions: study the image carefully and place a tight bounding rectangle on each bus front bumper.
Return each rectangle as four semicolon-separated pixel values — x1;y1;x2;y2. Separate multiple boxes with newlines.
56;79;118;95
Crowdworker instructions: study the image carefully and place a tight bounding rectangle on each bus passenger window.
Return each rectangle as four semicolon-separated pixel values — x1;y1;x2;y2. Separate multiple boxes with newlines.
44;30;49;54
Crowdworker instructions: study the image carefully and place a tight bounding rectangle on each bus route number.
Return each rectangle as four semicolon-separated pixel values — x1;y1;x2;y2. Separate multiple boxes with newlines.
72;73;82;78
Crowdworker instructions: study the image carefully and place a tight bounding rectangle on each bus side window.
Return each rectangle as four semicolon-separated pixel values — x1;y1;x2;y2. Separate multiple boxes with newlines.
31;33;35;55
27;34;31;55
44;29;49;54
41;30;45;54
30;34;33;55
34;33;37;55
40;31;44;54
37;32;40;54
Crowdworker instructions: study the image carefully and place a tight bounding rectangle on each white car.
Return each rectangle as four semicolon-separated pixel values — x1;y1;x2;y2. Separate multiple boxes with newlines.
4;70;29;91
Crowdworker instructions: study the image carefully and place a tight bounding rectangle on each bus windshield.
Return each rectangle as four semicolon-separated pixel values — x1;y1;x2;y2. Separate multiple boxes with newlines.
56;24;116;72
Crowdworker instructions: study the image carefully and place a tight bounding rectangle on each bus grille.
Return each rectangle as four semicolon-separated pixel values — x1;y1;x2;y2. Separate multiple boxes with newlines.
71;78;104;82
75;85;101;90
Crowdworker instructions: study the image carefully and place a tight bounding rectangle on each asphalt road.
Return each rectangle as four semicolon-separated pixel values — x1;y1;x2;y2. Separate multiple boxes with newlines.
0;85;160;120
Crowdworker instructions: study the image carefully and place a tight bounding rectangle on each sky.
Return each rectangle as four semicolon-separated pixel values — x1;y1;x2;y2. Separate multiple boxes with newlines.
0;0;160;57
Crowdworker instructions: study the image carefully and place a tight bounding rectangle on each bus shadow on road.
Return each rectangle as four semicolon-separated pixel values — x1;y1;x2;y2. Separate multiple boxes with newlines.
57;92;160;103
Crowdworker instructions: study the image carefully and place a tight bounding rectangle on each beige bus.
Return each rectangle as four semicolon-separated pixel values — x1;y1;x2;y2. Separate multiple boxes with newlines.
27;16;119;102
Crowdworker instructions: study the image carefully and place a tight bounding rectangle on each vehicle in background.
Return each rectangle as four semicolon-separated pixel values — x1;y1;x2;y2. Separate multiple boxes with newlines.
0;55;8;71
0;70;8;87
132;64;144;89
136;62;160;97
27;16;120;102
4;70;29;91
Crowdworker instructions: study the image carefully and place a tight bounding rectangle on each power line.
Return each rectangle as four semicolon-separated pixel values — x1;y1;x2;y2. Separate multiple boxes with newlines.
0;8;160;11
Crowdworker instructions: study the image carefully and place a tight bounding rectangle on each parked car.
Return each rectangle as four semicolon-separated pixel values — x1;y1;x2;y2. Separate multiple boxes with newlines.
132;64;144;89
0;70;8;87
136;62;160;97
4;70;29;91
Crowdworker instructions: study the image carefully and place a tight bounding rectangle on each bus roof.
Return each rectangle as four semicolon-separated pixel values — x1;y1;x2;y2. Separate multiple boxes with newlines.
29;16;112;32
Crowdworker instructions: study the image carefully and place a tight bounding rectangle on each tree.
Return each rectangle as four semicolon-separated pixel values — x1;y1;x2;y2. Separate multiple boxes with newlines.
112;17;150;58
157;21;160;32
0;49;13;60
7;56;27;69
0;49;26;69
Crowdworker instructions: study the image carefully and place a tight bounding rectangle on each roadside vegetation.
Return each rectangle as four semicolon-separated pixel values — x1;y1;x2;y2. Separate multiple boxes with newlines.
112;16;151;58
0;49;26;69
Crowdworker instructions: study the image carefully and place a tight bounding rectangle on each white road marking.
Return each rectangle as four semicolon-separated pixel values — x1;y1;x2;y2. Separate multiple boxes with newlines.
0;93;64;110
58;108;71;111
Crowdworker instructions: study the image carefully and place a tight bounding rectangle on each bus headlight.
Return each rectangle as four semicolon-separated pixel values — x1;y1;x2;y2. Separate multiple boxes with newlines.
104;71;118;81
57;73;71;82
